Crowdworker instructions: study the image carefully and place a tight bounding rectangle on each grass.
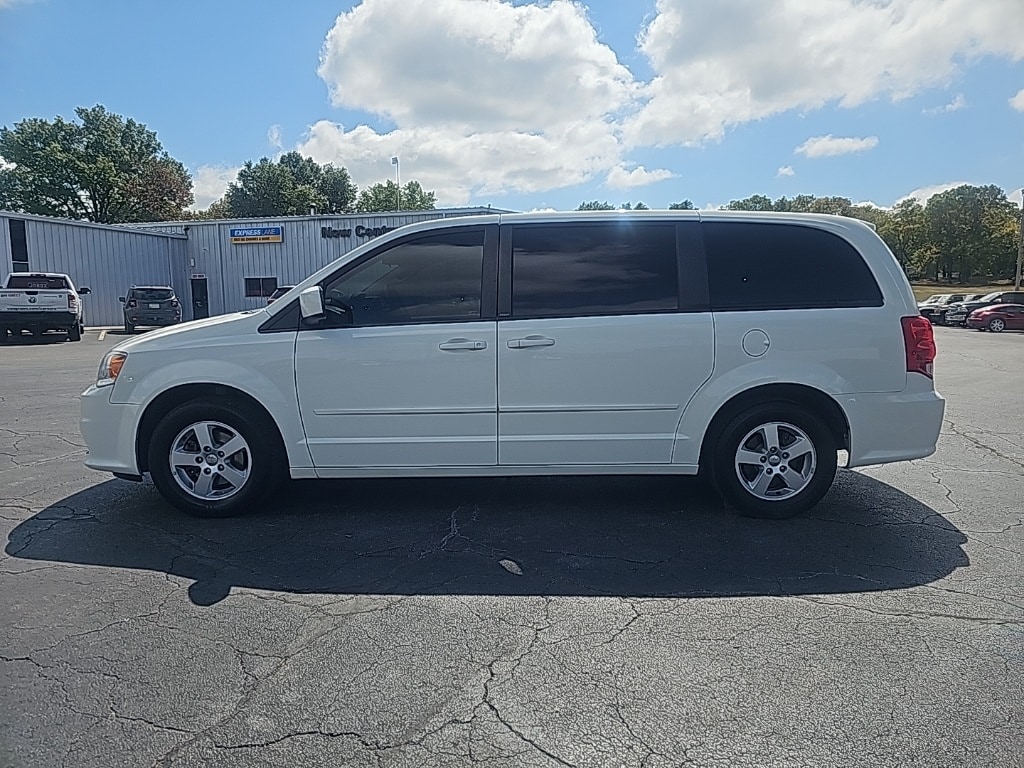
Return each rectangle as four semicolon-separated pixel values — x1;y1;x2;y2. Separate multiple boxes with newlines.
910;284;1008;302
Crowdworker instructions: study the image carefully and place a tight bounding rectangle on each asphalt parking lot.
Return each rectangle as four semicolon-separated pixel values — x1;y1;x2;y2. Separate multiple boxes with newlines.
1;327;1021;768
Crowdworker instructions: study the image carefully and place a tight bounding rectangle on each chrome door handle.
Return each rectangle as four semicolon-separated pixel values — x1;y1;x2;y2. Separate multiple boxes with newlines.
507;336;555;349
439;338;487;351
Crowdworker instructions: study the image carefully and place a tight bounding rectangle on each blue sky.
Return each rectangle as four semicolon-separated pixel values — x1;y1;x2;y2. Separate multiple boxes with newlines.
1;0;1022;212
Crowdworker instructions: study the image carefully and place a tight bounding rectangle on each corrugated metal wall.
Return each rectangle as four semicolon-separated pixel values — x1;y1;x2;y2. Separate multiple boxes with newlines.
0;214;188;326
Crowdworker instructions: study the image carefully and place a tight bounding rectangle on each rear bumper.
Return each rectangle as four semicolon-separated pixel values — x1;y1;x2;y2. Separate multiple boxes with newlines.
80;385;142;475
0;310;77;326
124;313;180;327
838;380;945;467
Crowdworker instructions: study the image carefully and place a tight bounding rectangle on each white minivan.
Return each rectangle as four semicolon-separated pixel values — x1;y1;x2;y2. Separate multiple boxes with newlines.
80;211;944;519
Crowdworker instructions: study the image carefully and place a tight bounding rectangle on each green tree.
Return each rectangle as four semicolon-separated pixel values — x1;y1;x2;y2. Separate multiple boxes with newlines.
221;151;357;217
576;200;616;211
723;194;775;211
668;200;695;210
355;179;436;212
874;199;926;272
0;104;193;222
924;185;1018;282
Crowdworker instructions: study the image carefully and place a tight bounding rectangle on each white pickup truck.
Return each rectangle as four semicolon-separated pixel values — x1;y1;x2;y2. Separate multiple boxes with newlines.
0;272;91;342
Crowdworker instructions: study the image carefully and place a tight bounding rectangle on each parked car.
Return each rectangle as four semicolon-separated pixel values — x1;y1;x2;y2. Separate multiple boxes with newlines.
944;291;1024;326
919;293;967;324
81;212;944;520
119;286;182;334
266;286;294;305
966;303;1024;332
0;272;90;342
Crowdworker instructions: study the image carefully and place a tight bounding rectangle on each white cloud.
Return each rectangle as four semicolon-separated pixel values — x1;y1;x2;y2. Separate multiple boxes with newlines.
1009;187;1023;208
0;155;14;170
298;120;622;206
307;0;640;205
625;0;1024;146
318;0;636;132
1010;88;1024;111
267;125;283;150
923;93;967;114
190;165;240;210
896;181;973;205
794;135;879;158
776;165;795;177
605;164;674;189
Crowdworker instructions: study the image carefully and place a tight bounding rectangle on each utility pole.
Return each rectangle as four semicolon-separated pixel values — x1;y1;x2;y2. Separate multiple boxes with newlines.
1017;188;1023;290
392;156;401;212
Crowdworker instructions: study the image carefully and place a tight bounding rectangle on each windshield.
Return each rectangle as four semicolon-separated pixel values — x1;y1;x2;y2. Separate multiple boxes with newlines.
130;288;174;301
6;275;69;289
979;292;1001;301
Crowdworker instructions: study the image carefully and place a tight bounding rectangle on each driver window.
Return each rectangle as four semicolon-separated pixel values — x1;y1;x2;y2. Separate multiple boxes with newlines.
322;229;485;327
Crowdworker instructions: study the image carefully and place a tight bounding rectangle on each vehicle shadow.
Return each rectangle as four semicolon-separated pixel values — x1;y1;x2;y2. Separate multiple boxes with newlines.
0;331;70;345
5;472;968;606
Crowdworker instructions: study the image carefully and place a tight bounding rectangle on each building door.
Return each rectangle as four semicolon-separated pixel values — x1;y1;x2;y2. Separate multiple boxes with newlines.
190;276;209;319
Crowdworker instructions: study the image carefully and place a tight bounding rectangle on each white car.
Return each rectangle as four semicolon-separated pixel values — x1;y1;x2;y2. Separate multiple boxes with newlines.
0;272;91;341
80;211;944;519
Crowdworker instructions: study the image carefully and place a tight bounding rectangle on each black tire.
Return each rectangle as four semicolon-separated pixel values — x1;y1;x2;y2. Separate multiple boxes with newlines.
988;318;1005;333
124;321;135;334
67;323;82;342
710;402;837;519
148;398;285;517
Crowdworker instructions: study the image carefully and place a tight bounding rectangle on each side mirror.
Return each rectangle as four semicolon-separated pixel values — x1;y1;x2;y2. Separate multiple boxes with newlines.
79;287;91;295
299;286;326;323
118;296;125;303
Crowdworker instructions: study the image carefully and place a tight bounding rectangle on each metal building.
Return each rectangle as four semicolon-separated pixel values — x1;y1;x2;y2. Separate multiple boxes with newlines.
0;208;501;327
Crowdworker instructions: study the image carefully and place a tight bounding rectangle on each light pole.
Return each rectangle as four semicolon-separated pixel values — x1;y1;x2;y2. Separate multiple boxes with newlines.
391;156;400;212
1016;187;1023;290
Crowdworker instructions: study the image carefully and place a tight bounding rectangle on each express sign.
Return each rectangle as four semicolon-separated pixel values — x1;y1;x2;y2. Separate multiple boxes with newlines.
229;226;283;244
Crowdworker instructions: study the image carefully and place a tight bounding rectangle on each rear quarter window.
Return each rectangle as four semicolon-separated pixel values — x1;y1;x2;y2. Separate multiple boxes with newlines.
703;222;883;311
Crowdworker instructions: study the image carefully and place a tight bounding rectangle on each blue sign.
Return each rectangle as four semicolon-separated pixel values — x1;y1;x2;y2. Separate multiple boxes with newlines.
230;226;283;244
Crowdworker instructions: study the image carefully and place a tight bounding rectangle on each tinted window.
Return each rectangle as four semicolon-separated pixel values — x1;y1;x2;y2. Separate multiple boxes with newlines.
322;230;485;326
511;223;678;318
130;288;174;301
704;222;883;311
6;275;68;289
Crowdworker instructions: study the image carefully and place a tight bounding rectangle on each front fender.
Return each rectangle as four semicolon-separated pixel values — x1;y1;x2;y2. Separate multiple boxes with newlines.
109;342;311;469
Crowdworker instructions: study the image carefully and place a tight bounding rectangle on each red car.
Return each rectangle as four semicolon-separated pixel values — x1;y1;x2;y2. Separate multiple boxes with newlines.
966;303;1024;332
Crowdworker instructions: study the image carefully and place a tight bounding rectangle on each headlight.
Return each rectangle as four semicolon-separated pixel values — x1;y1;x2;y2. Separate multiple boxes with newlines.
97;351;127;387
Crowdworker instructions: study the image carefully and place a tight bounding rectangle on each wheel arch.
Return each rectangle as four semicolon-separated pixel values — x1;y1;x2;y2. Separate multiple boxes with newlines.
698;383;850;474
135;383;287;474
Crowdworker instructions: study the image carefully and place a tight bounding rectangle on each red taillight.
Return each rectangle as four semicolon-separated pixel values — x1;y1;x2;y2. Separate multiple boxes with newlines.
902;316;936;379
127;299;138;308
68;293;77;309
170;299;179;308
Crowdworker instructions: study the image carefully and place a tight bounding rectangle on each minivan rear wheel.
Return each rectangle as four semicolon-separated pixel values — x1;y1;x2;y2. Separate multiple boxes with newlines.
148;398;283;517
711;403;837;519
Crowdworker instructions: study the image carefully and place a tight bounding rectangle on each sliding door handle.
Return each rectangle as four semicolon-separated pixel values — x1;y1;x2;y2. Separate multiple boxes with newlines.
439;338;488;351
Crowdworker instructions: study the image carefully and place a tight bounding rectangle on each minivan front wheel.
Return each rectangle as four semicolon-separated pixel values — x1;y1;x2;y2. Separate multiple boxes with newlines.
711;403;837;519
148;399;283;517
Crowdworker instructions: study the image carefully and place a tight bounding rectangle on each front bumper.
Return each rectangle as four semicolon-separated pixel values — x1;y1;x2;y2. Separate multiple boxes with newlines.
965;317;986;329
80;385;143;475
